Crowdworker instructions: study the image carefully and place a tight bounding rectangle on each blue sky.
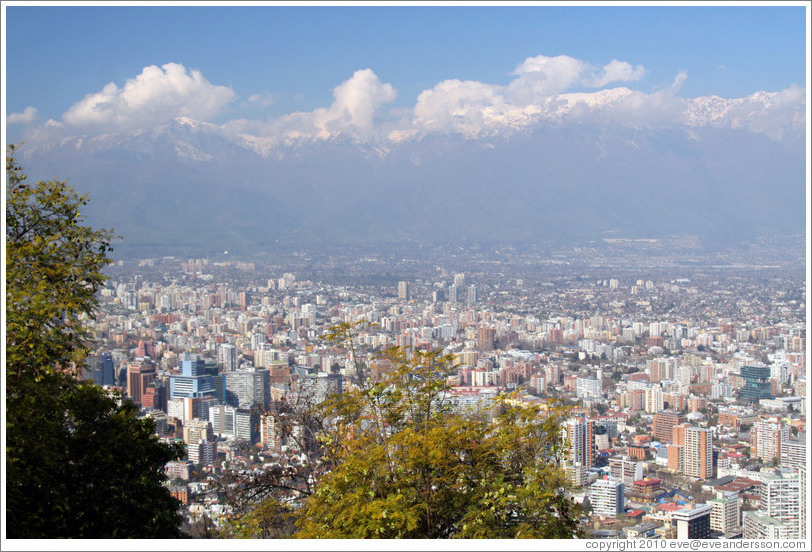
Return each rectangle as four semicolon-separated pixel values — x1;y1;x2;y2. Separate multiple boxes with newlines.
3;2;808;144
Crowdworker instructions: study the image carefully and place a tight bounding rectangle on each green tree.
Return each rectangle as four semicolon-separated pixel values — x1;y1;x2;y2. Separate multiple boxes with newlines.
5;145;185;538
284;323;582;538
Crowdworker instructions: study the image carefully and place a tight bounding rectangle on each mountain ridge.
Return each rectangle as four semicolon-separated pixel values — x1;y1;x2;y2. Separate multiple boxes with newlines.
16;116;806;258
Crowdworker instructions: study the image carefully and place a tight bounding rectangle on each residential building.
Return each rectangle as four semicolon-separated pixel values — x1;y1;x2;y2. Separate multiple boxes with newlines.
591;478;625;517
708;491;740;534
565;417;596;468
653;411;686;444
751;416;789;464
684;426;714;479
672;504;712;539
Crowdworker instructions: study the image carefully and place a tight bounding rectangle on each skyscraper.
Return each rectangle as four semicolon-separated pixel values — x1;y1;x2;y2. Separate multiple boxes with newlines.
739;365;773;403
759;470;801;539
476;326;495;351
224;367;270;409
126;358;156;405
565;417;596;468
684;426;713;479
92;352;116;387
708;491;740;534
467;284;477;305
170;352;216;400
751;416;790;463
398;281;410;301
218;343;239;371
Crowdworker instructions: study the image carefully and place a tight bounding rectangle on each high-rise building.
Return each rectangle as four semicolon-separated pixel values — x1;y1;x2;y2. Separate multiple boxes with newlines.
780;440;805;470
590;479;625;517
92;352;116;387
183;419;214;445
477;326;495;351
799;465;807;540
644;385;664;414
608;456;643;486
209;404;258;443
708;491;740;534
187;439;217;466
218;343;239;371
684;426;713;479
448;284;459;303
224;367;270;409
739;365;773;403
142;381;168;412
648;357;679;383
454;273;466;288
467;284;477;306
398;281;410;301
260;412;282;452
653;411;686;444
673;504;712;539
170;352;216;400
126;358;156;405
565;417;596;468
759;470;801;539
743;511;793;539
751;416;790;463
576;377;602;400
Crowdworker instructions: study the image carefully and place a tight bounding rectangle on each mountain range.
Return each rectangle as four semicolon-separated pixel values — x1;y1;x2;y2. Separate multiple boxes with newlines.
16;114;806;258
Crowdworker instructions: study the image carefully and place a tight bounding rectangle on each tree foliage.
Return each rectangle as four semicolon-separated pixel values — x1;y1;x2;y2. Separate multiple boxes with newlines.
226;322;584;539
5;145;185;538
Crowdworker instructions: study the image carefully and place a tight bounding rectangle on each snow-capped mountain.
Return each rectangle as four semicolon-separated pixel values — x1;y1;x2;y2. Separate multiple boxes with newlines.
16;110;806;258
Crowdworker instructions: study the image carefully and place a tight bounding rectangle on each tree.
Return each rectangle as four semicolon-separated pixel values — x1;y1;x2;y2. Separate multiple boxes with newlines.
284;323;582;538
5;145;185;538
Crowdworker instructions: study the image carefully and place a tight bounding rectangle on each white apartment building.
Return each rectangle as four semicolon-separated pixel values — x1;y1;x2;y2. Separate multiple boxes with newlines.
608;456;644;486
590;479;625;517
758;470;801;539
708;491;740;533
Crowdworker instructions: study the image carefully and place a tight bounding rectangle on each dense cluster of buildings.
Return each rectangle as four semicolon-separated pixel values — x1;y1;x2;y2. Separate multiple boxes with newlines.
80;257;806;539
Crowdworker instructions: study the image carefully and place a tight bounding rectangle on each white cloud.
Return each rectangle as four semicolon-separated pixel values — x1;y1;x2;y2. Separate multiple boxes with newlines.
413;79;505;136
7;107;38;124
62;62;236;131
585;59;646;88
21;54;804;149
322;68;397;135
246;93;275;108
508;54;587;104
224;68;396;143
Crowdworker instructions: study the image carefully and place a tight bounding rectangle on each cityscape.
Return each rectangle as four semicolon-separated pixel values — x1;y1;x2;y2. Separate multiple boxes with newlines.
78;243;807;541
3;1;809;547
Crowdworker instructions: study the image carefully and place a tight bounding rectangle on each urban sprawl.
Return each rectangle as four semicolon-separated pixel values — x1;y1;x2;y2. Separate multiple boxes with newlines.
82;251;807;540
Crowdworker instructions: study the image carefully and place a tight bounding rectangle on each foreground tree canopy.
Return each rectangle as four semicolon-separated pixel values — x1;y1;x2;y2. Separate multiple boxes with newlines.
224;322;584;539
5;145;184;538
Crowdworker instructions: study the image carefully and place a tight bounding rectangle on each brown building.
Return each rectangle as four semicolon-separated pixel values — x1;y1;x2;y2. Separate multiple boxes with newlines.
633;478;662;497
627;445;649;461
170;486;189;506
126;358;156;405
653;411;687;444
684;426;713;479
477;326;496;351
